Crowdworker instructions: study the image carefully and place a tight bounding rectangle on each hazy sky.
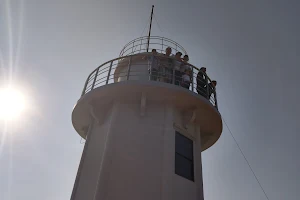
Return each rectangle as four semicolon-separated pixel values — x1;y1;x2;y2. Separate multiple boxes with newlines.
0;0;299;200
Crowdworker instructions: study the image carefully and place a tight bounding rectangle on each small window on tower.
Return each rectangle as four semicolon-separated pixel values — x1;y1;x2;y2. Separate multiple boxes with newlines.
175;131;194;181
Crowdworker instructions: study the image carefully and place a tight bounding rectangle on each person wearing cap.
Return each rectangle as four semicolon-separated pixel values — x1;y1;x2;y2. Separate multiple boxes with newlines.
196;67;207;98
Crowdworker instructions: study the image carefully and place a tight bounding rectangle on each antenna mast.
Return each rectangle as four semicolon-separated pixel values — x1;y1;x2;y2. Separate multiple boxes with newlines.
146;5;154;52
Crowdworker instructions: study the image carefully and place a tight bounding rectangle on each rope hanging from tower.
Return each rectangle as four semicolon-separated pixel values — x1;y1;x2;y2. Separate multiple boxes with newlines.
222;117;270;200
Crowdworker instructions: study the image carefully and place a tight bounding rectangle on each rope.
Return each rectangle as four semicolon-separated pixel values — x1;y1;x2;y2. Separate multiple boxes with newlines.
133;15;151;53
153;14;179;45
153;14;163;33
222;117;270;200
140;15;151;37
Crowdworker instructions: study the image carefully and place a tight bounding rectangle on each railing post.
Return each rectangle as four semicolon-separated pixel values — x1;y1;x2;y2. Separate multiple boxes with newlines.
205;75;209;99
161;38;164;53
81;75;90;97
140;39;142;53
214;89;218;109
106;61;113;84
191;66;194;92
148;57;151;81
172;69;175;84
91;68;99;90
132;41;135;54
127;56;132;80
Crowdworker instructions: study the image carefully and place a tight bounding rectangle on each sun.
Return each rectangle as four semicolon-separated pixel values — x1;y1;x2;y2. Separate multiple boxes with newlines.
0;88;26;120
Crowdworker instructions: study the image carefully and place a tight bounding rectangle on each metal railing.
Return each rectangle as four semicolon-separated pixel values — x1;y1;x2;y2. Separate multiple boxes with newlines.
81;53;218;109
119;36;188;57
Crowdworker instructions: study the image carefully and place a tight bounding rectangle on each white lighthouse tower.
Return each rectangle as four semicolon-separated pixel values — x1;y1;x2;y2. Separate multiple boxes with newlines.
71;7;222;200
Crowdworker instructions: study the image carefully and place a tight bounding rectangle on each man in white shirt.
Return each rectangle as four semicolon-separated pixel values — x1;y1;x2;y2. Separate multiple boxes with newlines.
181;55;191;72
147;49;160;81
160;47;173;83
181;69;191;89
173;52;183;85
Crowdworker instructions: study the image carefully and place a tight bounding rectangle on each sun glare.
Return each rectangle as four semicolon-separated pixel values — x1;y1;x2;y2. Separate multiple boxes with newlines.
0;88;26;120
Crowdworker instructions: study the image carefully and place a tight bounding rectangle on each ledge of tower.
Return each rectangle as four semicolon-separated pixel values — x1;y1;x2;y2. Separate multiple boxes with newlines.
72;80;222;151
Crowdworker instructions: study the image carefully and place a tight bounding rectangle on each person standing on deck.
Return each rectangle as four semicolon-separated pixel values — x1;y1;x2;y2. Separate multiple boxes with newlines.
181;69;191;89
161;47;173;83
143;49;160;81
196;67;207;98
173;52;183;85
181;55;191;73
207;80;217;99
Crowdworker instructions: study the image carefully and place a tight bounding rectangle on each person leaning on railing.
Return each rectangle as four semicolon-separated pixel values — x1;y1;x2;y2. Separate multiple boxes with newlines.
207;80;217;99
196;67;218;100
196;67;207;98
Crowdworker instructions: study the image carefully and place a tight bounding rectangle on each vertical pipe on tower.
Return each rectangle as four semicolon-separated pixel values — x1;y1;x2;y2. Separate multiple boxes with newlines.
205;75;209;99
146;5;154;52
214;90;218;109
191;66;194;92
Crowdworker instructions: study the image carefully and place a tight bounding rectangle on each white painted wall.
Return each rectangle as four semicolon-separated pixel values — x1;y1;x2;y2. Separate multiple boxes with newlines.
117;58;149;82
72;100;204;200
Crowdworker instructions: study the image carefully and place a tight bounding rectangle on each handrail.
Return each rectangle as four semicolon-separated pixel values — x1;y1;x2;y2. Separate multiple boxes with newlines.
119;36;187;57
81;53;218;109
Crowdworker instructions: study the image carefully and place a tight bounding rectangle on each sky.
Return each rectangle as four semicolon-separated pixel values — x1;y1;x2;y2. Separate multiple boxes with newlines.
0;0;300;199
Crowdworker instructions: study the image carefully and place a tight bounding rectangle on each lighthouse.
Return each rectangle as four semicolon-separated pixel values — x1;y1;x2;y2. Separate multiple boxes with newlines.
71;8;222;200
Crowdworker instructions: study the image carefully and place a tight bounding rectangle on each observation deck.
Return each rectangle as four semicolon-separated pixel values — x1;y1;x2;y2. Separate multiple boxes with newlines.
72;36;222;151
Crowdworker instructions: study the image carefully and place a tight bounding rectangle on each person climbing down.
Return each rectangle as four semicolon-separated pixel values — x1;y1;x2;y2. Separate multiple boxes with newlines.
196;67;207;98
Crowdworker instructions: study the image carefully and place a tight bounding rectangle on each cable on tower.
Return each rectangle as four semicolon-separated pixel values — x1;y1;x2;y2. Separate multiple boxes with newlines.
153;13;178;43
132;15;151;53
140;15;151;37
222;117;270;200
153;14;163;33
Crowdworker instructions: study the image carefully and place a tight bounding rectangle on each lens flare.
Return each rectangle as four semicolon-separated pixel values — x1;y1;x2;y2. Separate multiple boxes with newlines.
0;88;26;120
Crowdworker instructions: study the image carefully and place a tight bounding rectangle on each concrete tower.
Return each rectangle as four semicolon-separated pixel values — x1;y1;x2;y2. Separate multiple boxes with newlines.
71;36;222;200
